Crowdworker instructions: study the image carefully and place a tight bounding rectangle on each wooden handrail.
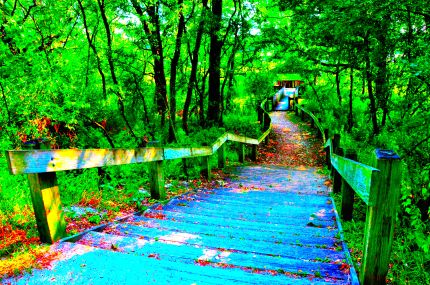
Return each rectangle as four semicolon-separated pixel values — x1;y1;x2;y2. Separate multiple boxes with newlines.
330;153;379;205
7;98;272;175
295;105;325;142
6;131;270;175
5;97;272;244
294;105;402;285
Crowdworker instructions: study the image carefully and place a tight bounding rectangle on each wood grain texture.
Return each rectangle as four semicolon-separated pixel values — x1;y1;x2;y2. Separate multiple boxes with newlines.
211;133;229;153
163;147;212;160
361;150;402;285
227;134;259;145
330;153;379;205
7;148;164;174
341;150;357;221
27;172;66;243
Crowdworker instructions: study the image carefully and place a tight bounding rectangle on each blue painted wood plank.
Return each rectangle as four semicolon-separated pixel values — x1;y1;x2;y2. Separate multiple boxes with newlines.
8;242;345;285
5;165;357;284
103;222;346;262
123;215;339;246
75;231;350;282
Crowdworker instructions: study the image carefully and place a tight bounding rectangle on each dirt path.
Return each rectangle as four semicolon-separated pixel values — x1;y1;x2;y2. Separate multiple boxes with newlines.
256;111;325;167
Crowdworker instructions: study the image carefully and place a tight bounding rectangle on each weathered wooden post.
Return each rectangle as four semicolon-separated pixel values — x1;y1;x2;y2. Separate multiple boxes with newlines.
300;108;305;121
251;145;257;161
341;149;357;221
257;100;263;124
324;129;329;144
218;143;226;169
361;149;402;285
332;147;343;193
25;140;66;243
238;143;245;163
331;134;341;177
201;143;212;180
148;142;165;200
294;95;299;116
182;158;188;178
263;113;270;145
316;118;323;139
264;98;269;111
201;155;212;181
324;129;331;171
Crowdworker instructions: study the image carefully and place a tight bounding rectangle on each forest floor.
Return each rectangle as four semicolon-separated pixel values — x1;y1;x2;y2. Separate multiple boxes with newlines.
0;111;328;281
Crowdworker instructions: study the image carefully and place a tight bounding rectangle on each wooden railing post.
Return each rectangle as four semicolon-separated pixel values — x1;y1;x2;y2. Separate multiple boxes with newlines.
251;145;257;161
201;143;212;180
341;149;357;221
238;143;245;163
201;155;212;181
316;118;323;139
148;141;165;200
294;96;299;116
218;143;226;169
263;114;270;145
25;140;66;243
331;134;341;177
332;147;343;193
257;100;263;124
324;129;331;171
264;99;269;111
361;149;402;285
182;158;188;178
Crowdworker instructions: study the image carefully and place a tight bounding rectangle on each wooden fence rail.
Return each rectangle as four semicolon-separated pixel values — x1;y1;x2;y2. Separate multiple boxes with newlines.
5;98;273;244
294;103;402;285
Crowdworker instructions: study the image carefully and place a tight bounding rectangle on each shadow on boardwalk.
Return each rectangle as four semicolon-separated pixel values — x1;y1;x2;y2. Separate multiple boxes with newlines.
5;112;358;285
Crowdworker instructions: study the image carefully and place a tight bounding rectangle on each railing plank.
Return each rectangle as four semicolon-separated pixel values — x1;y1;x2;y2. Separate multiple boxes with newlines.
211;133;229;153
227;133;259;145
361;150;402;285
330;153;379;205
296;105;325;142
6;148;164;175
163;147;212;160
258;127;271;143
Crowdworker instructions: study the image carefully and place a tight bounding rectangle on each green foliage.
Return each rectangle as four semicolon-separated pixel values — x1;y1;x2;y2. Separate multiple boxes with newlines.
243;72;274;100
224;112;262;138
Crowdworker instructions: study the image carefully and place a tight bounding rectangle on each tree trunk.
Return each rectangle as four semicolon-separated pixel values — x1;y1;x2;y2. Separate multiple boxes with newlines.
168;0;185;142
132;1;169;129
364;34;379;135
347;67;354;132
207;0;223;126
182;0;208;133
335;65;342;105
98;0;139;145
199;70;209;127
374;15;391;129
97;0;117;85
77;0;107;98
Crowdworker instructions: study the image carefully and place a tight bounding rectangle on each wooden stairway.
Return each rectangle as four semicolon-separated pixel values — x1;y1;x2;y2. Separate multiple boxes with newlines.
8;166;359;284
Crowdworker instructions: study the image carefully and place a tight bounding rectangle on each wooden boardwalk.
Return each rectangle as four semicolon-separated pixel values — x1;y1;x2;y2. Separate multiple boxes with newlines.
6;112;359;285
8;165;358;284
273;88;295;111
